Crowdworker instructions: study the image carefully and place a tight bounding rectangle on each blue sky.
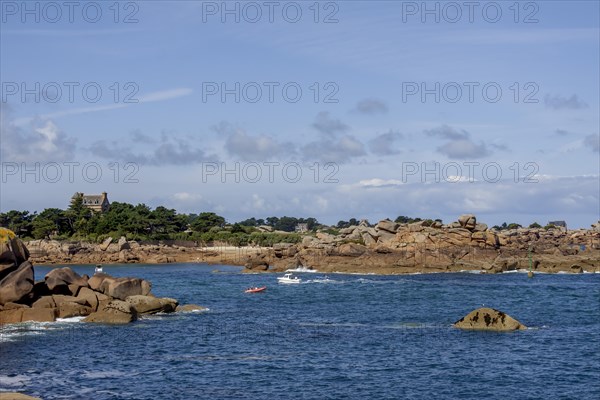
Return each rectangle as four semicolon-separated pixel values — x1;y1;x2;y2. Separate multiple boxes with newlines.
1;0;599;228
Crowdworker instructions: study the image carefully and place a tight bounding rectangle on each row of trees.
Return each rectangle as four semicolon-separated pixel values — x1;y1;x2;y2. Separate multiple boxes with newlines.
238;216;319;232
0;199;319;242
491;222;562;230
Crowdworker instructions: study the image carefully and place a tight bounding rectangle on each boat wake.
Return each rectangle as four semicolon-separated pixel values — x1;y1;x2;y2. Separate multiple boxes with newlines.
285;267;319;273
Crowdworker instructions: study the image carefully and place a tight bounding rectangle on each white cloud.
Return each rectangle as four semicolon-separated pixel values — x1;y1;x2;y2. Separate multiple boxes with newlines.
544;94;588;110
173;192;203;202
302;135;366;164
1;109;76;162
13;88;193;124
583;134;599;152
224;130;295;161
311;112;349;138
369;130;404;156
353;98;388;115
358;178;404;187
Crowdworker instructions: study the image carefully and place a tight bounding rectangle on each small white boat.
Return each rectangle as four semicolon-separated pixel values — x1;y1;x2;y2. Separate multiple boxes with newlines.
94;265;103;274
277;273;302;284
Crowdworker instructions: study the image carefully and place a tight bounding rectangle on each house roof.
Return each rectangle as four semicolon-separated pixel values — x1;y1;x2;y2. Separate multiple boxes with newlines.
82;195;105;203
72;192;108;203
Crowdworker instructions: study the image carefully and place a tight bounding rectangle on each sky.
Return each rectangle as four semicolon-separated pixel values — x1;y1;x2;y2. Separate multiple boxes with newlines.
0;0;599;228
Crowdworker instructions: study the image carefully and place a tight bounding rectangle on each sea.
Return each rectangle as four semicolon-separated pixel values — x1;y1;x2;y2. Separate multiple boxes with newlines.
1;264;599;399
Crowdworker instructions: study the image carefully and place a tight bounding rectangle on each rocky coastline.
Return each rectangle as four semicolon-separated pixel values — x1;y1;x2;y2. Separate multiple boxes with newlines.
0;229;204;326
21;215;600;275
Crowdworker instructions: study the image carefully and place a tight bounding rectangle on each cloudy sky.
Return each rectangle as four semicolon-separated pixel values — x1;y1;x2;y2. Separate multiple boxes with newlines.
1;1;598;228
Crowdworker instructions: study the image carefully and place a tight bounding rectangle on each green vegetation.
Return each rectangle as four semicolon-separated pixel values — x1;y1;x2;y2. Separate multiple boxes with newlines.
529;222;542;229
492;222;523;230
0;203;315;246
394;216;422;224
336;218;359;228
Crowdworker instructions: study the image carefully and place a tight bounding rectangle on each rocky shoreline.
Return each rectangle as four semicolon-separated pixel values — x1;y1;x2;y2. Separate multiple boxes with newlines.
0;230;204;326
23;215;600;275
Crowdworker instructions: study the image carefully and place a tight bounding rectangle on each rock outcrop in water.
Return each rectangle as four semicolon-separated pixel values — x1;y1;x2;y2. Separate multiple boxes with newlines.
0;229;200;325
453;307;527;331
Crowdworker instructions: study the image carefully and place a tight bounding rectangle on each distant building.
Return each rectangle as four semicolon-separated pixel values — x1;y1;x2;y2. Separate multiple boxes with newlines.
548;220;567;228
295;223;309;233
71;192;110;213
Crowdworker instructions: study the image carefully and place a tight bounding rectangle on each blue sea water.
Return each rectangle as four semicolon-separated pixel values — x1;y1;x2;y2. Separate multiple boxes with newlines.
1;264;599;399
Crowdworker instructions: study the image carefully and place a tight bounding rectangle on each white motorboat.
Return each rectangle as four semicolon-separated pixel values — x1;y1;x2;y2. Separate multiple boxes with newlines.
94;265;103;274
277;273;302;284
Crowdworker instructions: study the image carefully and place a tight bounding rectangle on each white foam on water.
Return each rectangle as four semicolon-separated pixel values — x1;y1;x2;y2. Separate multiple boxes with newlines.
309;278;343;284
82;370;125;379
55;316;86;323
187;308;209;313
459;270;484;274
0;315;86;343
331;271;376;276
357;278;401;284
0;374;32;388
285;267;319;273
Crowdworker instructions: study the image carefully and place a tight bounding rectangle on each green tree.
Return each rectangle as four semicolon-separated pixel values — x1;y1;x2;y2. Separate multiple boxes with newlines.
32;208;68;239
336;220;350;229
230;223;247;234
0;210;35;237
529;222;542;228
192;212;226;233
266;216;279;227
274;216;298;232
149;206;182;237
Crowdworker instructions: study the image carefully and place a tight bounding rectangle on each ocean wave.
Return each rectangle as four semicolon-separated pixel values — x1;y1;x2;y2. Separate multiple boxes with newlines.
82;370;126;379
1;315;89;343
0;374;32;388
285;267;319;273
308;278;343;284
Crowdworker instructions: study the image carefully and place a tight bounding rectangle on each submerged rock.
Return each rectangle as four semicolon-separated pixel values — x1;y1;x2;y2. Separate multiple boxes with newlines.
83;300;137;324
125;295;178;315
453;307;527;331
176;304;207;312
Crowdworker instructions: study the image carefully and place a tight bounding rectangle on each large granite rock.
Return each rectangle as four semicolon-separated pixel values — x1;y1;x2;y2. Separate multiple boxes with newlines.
0;308;26;324
125;295;178;315
376;219;399;233
88;272;111;291
83;300;137;324
98;236;113;251
0;261;34;305
336;243;367;257
22;307;57;322
101;277;151;300
458;214;477;230
44;267;88;292
89;273;151;300
76;287;100;311
453;307;527;331
57;302;92;318
245;254;269;271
